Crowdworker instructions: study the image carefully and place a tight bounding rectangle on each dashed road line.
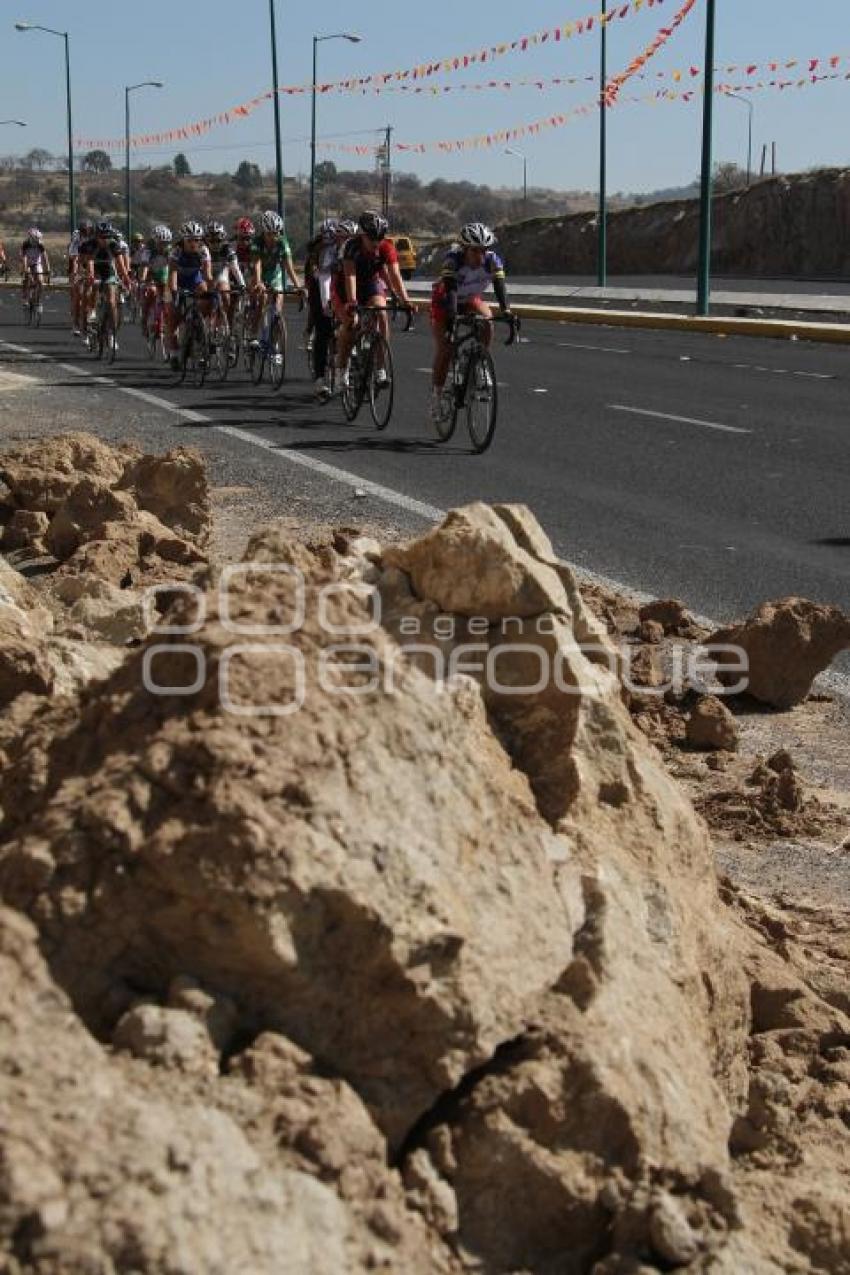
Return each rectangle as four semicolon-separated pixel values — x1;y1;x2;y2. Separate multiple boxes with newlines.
557;341;631;355
607;404;751;435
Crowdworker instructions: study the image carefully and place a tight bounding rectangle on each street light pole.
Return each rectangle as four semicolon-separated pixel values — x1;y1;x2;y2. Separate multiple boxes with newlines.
723;91;753;187
309;32;361;238
125;81;163;242
696;0;717;317
14;22;76;235
268;0;284;220
598;0;608;286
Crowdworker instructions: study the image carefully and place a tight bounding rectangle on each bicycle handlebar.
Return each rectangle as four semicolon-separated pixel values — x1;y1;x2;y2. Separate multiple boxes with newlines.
451;311;521;347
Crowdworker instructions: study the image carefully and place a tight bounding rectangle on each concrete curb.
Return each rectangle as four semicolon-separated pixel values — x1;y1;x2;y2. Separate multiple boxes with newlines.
3;281;849;344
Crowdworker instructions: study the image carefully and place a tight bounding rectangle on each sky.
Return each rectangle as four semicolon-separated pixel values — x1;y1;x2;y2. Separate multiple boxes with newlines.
1;0;848;193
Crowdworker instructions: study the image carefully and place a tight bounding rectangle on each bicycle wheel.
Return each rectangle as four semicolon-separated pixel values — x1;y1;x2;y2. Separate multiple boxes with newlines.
211;313;230;382
33;287;42;328
106;309;119;364
191;317;209;389
96;307;109;360
367;335;394;431
341;343;366;422
433;376;459;443
465;349;498;454
268;316;287;391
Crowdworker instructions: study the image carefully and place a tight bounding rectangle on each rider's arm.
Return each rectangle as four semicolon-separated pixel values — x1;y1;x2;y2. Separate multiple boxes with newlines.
343;258;357;306
200;249;213;286
229;254;245;290
42;250;51;280
384;261;411;308
492;273;510;312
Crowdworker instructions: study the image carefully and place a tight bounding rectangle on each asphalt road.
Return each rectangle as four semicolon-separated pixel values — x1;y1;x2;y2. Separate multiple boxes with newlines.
1;288;848;638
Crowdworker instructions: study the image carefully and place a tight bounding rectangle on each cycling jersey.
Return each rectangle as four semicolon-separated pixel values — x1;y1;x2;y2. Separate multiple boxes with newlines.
130;247;148;272
78;236;96;262
208;239;244;287
68;230;81;260
168;241;211;291
252;233;292;289
145;242;170;285
439;247;505;303
21;241;48;273
333;236;397;304
90;240;123;284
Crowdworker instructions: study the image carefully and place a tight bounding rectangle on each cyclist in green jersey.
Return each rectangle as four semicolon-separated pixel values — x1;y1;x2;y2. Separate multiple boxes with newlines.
248;210;302;347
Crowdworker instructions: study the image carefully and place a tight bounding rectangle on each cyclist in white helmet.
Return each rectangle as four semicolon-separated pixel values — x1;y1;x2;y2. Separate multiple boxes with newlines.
429;222;512;425
248;210;302;347
20;227;50;315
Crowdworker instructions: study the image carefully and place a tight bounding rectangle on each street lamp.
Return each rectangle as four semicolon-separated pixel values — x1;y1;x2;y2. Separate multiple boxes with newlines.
268;0;285;220
505;148;528;214
696;0;717;316
0;120;27;127
125;80;163;241
310;32;361;236
723;90;754;188
598;0;608;287
15;21;75;235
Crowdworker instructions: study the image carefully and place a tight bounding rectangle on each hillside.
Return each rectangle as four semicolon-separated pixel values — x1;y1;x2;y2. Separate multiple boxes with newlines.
488;168;850;278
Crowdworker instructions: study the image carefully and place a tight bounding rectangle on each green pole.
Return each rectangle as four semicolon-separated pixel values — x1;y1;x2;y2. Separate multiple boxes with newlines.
597;0;607;287
309;36;318;236
269;0;284;221
64;33;76;236
125;88;131;242
696;0;717;316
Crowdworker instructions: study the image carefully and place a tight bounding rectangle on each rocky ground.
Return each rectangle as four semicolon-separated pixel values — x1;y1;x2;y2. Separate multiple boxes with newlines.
0;431;848;1274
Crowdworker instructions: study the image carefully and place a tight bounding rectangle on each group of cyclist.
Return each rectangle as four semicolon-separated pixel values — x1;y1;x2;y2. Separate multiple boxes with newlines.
12;209;514;424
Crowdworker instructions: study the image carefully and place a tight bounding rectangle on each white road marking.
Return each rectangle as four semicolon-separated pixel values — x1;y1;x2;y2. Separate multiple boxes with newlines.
558;341;630;355
608;404;751;435
532;388;549;394
794;370;834;380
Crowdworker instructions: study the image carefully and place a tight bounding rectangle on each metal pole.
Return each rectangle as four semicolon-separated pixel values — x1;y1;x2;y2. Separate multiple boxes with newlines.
125;88;131;241
696;0;717;317
309;36;318;236
268;0;284;219
523;156;528;211
746;105;753;187
771;141;776;175
598;0;607;286
384;125;392;223
64;33;76;236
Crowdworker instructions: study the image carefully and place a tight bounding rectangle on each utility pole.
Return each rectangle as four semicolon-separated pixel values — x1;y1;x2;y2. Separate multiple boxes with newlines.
760;144;767;177
696;0;717;317
268;0;284;220
598;0;608;286
771;142;777;176
381;125;393;222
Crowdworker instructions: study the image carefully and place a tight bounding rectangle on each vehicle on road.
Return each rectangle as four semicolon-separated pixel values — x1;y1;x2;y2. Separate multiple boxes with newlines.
387;234;417;280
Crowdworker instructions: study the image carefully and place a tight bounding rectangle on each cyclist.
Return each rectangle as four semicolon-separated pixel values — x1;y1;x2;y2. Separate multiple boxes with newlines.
233;216;255;283
332;210;412;392
205;219;244;330
166;219;213;371
248;210;302;350
20;227;50;316
139;224;172;339
85;219;131;352
429;222;512;425
0;239;7;281
68;219;94;334
304;217;355;399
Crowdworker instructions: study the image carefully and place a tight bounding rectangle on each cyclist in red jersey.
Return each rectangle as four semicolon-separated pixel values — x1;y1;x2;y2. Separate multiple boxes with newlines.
332;210;412;390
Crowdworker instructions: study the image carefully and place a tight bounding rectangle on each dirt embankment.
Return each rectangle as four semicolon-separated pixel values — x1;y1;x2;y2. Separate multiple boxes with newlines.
424;169;850;279
1;434;849;1275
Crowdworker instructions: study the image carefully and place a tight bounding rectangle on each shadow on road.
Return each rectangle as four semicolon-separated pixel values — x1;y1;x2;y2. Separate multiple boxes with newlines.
812;538;850;548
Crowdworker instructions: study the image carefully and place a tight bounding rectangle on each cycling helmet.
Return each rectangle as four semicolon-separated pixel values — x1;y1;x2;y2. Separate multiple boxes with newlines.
318;217;339;243
78;219;94;236
259;209;284;234
337;218;357;237
459;222;496;249
205;219;227;242
358;210;388;241
132;232;145;244
151;224;172;244
180;220;204;240
27;227;43;242
235;217;255;236
94;220;112;236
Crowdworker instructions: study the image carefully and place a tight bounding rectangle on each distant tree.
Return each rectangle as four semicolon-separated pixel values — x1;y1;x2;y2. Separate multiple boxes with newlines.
233;160;262;190
314;160;337;185
142;166;174;191
710;161;747;193
82;149;113;174
174;152;191;178
45;184;64;211
24;147;53;171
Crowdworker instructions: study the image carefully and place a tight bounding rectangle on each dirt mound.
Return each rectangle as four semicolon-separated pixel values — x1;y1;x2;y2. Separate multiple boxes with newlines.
710;597;850;710
0;496;847;1272
695;749;839;841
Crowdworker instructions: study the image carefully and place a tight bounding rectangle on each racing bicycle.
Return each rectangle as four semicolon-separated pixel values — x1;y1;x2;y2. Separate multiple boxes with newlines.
341;301;414;430
433;311;520;454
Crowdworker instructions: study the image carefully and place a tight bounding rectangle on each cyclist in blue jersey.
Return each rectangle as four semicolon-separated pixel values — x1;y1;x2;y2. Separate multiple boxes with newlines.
166;219;213;370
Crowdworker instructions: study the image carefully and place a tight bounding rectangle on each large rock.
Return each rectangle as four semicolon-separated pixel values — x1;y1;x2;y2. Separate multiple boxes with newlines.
0;431;132;513
0;559;581;1153
0;905;456;1274
0;608;53;706
118;447;211;546
710;596;850;709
